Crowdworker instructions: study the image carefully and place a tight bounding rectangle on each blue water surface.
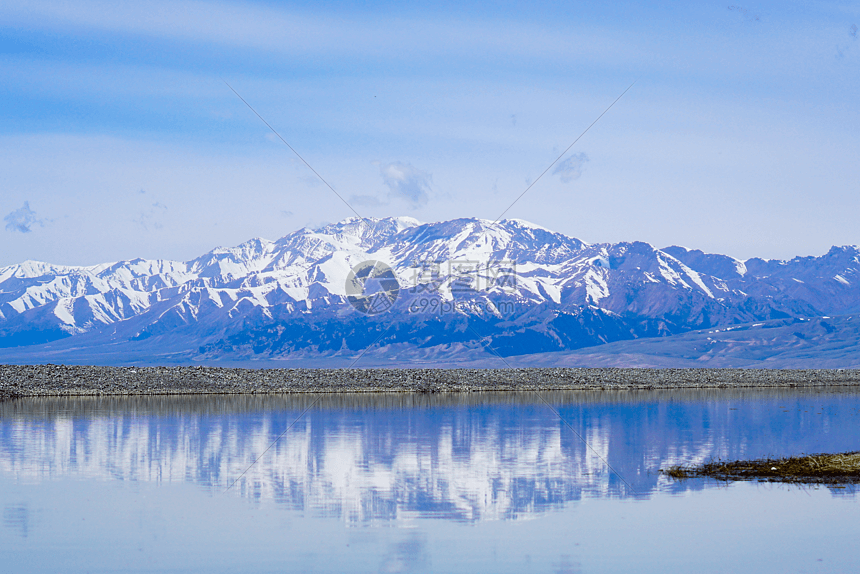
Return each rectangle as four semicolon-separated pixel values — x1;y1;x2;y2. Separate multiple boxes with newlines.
1;388;858;573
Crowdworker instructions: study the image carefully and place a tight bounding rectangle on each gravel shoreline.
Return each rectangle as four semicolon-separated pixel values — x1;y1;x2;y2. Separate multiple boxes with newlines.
2;364;860;400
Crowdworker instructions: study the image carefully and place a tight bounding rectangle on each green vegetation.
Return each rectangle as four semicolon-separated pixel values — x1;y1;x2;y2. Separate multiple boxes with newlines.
663;452;860;484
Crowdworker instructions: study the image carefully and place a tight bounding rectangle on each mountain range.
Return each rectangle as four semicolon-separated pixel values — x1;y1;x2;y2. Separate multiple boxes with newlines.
1;216;858;368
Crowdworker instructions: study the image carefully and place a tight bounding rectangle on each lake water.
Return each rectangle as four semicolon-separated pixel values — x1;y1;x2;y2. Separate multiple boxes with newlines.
1;389;859;573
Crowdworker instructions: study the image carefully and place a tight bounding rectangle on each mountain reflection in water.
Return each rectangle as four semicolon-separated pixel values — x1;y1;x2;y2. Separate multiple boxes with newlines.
1;389;857;524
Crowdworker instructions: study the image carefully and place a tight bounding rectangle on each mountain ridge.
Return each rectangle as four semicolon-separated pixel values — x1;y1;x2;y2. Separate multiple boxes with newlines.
1;216;858;367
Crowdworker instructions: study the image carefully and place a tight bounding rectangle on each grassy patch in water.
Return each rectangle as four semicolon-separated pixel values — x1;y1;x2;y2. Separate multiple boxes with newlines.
663;452;860;484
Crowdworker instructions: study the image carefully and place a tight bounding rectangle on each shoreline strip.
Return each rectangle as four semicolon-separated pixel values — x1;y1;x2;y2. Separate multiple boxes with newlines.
3;365;860;399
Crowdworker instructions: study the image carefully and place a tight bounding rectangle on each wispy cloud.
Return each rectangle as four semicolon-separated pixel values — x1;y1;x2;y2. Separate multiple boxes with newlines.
4;202;45;233
0;1;637;68
379;161;432;208
552;153;589;183
836;24;858;59
134;201;168;231
727;5;760;23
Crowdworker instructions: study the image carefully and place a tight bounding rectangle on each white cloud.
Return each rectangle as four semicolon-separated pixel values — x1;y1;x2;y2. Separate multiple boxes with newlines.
552;153;589;183
3;202;45;233
379;161;432;208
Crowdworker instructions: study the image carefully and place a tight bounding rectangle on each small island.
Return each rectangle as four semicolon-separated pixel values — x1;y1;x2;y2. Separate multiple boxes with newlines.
663;452;860;484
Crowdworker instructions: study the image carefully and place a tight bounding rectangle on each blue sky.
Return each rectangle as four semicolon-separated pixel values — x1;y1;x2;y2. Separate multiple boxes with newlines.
1;0;858;266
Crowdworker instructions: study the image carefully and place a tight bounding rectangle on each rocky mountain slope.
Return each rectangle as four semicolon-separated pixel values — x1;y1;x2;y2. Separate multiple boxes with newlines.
0;217;858;366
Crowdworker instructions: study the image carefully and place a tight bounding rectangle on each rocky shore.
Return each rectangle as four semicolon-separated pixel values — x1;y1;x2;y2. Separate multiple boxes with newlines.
2;364;860;399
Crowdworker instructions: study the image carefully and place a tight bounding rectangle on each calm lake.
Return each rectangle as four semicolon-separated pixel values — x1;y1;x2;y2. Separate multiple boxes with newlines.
1;389;859;573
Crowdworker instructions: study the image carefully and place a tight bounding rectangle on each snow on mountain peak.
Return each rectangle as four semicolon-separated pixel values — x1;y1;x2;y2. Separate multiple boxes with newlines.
388;215;422;229
502;218;552;232
2;217;860;361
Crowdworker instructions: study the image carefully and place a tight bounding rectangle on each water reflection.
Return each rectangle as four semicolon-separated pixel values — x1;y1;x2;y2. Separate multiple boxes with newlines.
2;504;29;538
0;389;858;523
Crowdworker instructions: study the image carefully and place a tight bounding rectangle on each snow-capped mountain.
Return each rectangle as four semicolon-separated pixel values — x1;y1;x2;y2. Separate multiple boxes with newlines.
0;216;858;366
